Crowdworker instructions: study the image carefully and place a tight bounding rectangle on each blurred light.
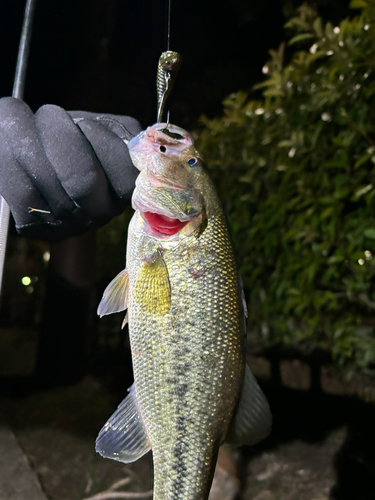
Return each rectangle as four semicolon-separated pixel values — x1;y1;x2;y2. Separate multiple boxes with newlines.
255;108;264;115
326;50;334;56
334;27;340;35
21;276;32;286
364;24;370;31
262;65;269;74
321;112;332;122
358;259;365;266
43;251;50;263
365;251;372;260
310;44;318;54
288;148;296;158
25;286;34;294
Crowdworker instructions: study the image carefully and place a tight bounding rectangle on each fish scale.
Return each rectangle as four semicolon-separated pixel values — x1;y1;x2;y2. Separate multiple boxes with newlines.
127;204;243;500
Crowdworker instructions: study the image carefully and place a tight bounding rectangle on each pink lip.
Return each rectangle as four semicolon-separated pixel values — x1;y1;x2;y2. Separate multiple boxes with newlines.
143;212;188;235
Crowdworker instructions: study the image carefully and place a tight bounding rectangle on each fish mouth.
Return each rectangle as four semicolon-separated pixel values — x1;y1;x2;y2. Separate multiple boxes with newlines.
128;123;193;149
134;191;195;236
142;212;189;235
128;123;194;167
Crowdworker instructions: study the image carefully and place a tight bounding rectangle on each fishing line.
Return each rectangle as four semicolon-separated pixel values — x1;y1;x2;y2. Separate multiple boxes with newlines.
167;0;171;51
0;0;37;299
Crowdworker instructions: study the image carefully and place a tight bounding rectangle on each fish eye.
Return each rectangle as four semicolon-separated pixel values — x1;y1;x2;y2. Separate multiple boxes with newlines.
187;157;198;167
160;146;166;153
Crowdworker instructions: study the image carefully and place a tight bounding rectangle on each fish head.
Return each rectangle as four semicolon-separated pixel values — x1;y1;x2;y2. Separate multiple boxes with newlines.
128;123;214;239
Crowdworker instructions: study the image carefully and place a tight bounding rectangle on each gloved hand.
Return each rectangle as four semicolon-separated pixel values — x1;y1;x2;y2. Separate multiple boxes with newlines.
0;97;142;241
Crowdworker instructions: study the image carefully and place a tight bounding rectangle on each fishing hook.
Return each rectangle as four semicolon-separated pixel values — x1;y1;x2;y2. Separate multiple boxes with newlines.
156;0;182;124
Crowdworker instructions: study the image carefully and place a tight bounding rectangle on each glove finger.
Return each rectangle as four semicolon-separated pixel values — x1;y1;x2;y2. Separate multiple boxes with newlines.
0;128;90;241
0;127;59;229
74;118;139;204
0;98;81;223
68;111;142;141
35;104;116;222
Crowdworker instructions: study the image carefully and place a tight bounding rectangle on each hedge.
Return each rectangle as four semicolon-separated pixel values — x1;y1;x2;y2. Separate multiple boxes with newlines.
195;1;375;371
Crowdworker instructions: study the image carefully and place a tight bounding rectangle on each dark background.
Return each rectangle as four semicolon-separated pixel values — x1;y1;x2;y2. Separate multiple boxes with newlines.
0;0;351;129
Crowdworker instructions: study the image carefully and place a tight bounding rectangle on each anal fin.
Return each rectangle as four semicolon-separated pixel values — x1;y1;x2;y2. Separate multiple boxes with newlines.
226;364;272;446
95;384;151;463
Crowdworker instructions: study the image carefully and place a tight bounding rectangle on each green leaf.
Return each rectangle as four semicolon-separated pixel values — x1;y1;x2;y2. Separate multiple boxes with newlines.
278;140;293;147
354;184;373;197
349;0;368;8
321;206;335;219
263;88;284;97
288;33;314;45
284;18;310;30
327;254;345;264
354;153;371;169
306;261;318;282
313;17;323;37
364;228;375;239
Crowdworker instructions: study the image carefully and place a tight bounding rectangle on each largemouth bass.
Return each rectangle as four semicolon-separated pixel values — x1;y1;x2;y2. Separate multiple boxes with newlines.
96;123;272;500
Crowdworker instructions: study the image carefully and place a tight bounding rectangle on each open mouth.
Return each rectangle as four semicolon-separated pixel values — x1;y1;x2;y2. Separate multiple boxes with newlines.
143;212;188;235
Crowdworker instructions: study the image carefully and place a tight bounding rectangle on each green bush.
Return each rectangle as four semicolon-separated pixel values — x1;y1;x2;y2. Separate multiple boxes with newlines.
196;0;375;371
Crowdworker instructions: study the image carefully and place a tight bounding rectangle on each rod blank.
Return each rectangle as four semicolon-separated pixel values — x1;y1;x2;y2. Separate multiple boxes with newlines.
0;0;37;298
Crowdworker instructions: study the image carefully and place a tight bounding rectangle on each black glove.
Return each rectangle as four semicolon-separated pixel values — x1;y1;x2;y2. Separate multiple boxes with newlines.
0;97;142;241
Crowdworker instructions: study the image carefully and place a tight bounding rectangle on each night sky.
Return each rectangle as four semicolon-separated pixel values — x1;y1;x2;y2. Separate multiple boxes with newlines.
0;1;351;128
0;0;288;129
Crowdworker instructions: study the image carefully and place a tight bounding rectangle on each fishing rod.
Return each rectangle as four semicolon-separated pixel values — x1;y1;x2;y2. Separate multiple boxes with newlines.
0;0;37;299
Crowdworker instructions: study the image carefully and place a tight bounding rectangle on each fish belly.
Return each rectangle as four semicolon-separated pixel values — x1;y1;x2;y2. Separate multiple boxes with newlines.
127;212;243;500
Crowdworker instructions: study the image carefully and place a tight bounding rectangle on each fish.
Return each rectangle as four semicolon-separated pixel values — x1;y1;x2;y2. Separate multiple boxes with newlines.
96;122;272;500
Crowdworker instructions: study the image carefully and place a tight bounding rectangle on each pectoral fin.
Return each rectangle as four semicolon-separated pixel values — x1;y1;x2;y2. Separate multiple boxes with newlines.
134;250;171;315
95;384;151;463
226;364;272;446
97;268;129;317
